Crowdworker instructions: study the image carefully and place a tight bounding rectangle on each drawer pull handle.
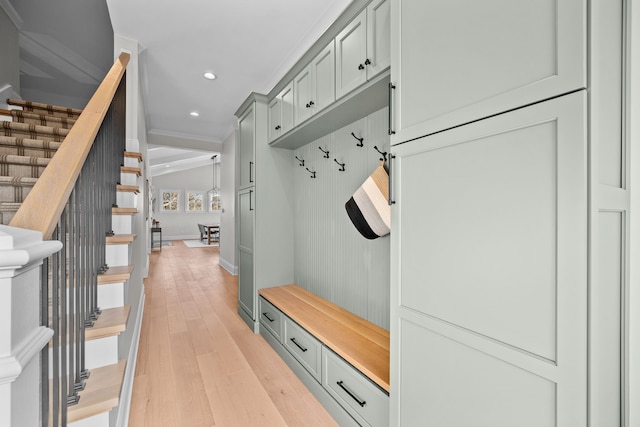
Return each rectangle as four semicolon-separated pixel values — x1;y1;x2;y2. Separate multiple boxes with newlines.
290;337;308;352
262;312;275;322
337;380;367;407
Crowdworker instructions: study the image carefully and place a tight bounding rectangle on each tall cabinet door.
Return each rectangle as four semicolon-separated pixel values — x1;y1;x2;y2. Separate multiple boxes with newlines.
391;0;586;144
238;105;255;189
391;92;587;426
238;188;255;319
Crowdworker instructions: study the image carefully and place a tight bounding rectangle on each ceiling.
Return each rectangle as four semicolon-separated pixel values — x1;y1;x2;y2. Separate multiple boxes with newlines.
3;0;353;175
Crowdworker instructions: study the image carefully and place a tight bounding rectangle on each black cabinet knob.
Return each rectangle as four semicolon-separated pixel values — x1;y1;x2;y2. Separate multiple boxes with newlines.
309;101;315;106
358;63;365;70
364;58;371;66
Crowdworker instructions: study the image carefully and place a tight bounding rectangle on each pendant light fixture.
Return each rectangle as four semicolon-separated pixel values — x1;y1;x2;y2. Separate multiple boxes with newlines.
209;155;220;210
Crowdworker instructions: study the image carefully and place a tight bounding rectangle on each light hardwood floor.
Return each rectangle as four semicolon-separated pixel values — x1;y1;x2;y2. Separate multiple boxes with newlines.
128;240;338;426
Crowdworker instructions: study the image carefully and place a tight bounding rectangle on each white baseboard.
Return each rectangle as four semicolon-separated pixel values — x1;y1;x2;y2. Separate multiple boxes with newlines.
116;287;145;427
219;256;237;275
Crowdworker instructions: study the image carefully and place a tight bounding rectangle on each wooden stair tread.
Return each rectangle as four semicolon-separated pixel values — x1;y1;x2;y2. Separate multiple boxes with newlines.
260;284;390;392
124;151;143;162
66;359;126;423
105;234;136;245
116;184;139;193
112;207;138;215
85;305;130;341
7;98;83;117
98;265;134;284
120;165;141;176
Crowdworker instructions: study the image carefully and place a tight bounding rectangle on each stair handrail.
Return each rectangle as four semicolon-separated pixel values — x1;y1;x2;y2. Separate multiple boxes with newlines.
9;52;130;240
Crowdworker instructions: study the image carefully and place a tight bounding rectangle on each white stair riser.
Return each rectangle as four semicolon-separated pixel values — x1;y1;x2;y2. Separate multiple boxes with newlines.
47;335;118;377
106;244;129;267
68;411;110;427
98;282;124;309
85;336;119;370
112;216;132;235
116;192;136;209
126;138;139;152
120;173;137;186
123;157;138;168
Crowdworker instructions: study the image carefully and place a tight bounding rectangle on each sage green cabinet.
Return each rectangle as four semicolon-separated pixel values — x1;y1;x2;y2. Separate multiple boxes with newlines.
268;82;294;142
294;41;336;125
237;187;255;320
336;0;390;99
390;0;586;145
237;105;255;190
235;94;294;331
391;92;588;426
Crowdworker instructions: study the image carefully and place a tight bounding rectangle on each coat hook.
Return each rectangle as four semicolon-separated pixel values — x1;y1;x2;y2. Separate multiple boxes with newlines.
351;132;364;147
334;159;346;172
374;145;387;162
306;167;316;178
295;156;305;167
318;146;330;158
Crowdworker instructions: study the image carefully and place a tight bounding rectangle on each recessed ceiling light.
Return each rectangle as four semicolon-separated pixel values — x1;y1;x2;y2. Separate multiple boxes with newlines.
190;111;200;117
203;72;216;80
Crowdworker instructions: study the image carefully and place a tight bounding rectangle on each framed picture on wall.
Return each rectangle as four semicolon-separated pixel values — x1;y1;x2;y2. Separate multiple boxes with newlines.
186;190;205;212
160;189;181;212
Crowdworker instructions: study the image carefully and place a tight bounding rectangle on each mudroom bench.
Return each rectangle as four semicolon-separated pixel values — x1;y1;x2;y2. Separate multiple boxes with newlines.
258;284;389;427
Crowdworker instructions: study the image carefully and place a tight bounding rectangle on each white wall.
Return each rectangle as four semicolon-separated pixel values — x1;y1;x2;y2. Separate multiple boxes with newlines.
0;5;20;104
219;129;237;274
152;164;222;240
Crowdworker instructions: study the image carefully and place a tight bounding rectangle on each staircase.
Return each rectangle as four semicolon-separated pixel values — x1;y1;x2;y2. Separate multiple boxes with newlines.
1;95;142;426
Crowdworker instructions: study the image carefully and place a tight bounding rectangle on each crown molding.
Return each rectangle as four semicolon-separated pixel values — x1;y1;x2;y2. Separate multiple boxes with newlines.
0;0;22;30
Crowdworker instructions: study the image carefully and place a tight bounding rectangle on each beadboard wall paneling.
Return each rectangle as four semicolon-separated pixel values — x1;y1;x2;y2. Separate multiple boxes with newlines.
293;107;390;329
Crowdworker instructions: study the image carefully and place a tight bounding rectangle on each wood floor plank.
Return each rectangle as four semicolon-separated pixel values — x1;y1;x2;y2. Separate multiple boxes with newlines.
129;241;337;426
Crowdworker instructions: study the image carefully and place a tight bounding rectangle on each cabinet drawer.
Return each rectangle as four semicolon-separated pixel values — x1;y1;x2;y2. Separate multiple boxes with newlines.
259;297;283;341
322;347;389;427
284;317;322;381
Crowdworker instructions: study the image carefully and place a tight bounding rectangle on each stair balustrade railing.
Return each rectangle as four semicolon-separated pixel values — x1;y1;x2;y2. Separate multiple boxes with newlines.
9;52;129;427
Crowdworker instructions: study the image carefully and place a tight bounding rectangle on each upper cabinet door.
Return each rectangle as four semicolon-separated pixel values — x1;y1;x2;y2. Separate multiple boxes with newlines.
294;64;314;125
391;0;586;145
336;9;368;99
366;0;391;78
268;96;281;143
268;82;294;143
238;105;255;189
311;41;336;113
280;82;294;135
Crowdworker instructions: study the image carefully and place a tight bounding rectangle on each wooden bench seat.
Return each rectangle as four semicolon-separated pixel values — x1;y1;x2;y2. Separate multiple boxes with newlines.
259;284;390;392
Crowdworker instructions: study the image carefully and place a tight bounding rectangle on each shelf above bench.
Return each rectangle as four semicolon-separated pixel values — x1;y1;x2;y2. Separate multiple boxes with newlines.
268;71;390;151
